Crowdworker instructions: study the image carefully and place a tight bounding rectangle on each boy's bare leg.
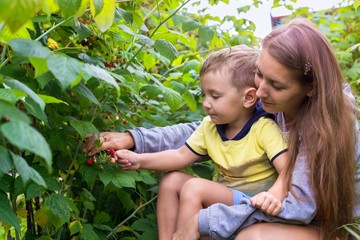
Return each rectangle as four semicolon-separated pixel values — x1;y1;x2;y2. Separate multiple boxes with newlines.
157;171;194;240
176;178;233;230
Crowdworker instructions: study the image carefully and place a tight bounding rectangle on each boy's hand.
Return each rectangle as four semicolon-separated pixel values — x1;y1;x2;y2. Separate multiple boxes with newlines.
250;191;282;216
115;149;141;170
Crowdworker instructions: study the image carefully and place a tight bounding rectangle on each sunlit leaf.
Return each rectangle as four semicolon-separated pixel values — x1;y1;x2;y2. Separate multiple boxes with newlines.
93;0;115;32
69;118;99;139
0;0;42;33
83;63;119;91
162;87;182;111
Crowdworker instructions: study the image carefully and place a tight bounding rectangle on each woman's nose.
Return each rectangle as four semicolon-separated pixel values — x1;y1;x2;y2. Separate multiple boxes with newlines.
256;81;267;98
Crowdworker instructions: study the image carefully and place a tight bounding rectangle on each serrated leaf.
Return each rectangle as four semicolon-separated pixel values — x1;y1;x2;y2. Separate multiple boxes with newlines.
9;39;51;58
69;119;99;139
4;78;45;110
47;54;83;89
98;170;136;188
11;153;47;187
0;191;20;231
154;39;178;62
162;87;182;111
45;193;70;218
1;121;52;170
141;85;162;98
93;0;115;32
83;63;119;91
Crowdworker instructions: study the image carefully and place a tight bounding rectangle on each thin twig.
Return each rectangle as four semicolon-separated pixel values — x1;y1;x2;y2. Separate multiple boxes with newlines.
106;195;158;239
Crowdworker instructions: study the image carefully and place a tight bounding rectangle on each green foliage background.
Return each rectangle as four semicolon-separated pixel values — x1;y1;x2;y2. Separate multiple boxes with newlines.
0;0;359;239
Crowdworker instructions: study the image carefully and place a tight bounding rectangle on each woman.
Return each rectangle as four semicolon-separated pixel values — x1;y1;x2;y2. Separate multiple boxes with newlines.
84;18;360;239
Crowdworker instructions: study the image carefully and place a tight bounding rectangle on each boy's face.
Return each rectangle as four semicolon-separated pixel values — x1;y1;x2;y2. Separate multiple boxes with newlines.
200;70;248;126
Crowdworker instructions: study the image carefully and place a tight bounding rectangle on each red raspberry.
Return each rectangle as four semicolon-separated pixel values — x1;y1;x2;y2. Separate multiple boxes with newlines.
108;149;116;156
86;159;94;166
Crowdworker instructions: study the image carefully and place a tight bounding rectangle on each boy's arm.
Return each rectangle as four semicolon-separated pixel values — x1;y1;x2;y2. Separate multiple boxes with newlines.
251;151;288;215
116;145;199;171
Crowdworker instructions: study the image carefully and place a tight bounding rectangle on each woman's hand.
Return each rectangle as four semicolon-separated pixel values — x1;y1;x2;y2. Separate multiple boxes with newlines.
172;214;200;240
82;131;134;156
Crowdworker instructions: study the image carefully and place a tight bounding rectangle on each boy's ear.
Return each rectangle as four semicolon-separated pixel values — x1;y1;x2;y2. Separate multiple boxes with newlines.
243;87;257;108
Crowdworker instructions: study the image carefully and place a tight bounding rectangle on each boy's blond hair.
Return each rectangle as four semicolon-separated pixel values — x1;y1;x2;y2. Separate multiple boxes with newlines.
200;45;259;90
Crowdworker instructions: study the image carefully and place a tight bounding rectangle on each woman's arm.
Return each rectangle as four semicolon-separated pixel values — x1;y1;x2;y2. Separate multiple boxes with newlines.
129;121;201;153
83;122;201;155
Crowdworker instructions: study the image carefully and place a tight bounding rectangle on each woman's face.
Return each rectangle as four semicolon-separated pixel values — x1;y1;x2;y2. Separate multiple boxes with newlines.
255;48;312;122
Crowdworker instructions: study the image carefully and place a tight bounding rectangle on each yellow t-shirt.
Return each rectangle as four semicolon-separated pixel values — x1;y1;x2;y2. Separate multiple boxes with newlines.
185;115;288;196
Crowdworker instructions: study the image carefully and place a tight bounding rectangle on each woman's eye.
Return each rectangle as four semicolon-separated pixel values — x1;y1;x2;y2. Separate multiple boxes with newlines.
256;70;263;78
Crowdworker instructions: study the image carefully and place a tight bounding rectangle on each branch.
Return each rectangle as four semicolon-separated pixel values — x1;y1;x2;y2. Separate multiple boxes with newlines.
106;195;158;239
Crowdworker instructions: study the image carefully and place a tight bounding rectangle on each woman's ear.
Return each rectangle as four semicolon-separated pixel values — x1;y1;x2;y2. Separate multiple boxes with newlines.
243;87;257;108
306;84;314;97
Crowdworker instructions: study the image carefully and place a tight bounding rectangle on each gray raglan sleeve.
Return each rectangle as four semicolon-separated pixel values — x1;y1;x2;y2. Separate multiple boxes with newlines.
127;121;201;153
198;151;317;240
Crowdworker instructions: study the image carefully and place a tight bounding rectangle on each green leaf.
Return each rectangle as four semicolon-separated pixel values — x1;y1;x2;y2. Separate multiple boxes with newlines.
83;63;119;91
4;78;46;110
23;97;49;125
94;212;110;224
9;39;51;58
154;39;178;62
182;19;201;32
98;170;137;188
93;0;115;32
162;87;182;111
69;118;99;139
0;89;17;104
38;94;69;105
199;26;215;42
81;224;100;240
56;0;82;18
0;191;20;231
45;193;71;218
1;121;52;171
141;85;162;98
0;22;31;43
0;0;42;33
74;83;100;105
69;220;82;236
29;57;49;77
0;146;13;178
183;91;197;112
90;0;104;16
11;153;47;187
47;54;83;89
0;99;30;123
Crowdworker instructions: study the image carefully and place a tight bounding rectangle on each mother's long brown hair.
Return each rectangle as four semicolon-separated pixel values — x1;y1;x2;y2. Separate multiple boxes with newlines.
262;18;357;239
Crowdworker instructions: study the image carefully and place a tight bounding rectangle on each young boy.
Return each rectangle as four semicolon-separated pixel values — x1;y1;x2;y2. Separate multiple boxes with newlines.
115;45;288;240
